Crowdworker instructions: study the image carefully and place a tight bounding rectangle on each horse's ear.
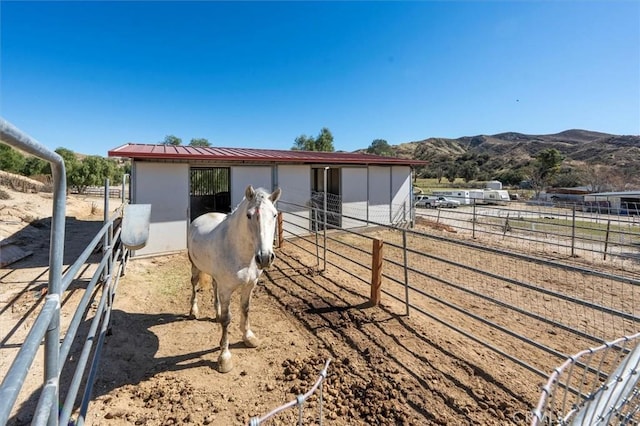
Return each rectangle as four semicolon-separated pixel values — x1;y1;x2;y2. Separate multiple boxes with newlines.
245;185;255;200
270;187;281;203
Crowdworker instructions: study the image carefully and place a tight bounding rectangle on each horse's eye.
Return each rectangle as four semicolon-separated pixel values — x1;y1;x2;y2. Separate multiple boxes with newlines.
246;213;252;220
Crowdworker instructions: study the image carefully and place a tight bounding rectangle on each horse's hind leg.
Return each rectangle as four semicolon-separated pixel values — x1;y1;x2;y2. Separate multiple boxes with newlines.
189;263;200;318
240;282;260;348
217;289;233;373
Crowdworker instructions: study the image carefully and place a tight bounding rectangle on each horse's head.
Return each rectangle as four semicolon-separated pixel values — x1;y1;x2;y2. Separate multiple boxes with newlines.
244;185;281;269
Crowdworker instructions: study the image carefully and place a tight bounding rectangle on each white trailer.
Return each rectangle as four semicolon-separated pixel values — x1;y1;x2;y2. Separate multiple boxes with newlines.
431;190;472;205
479;189;510;205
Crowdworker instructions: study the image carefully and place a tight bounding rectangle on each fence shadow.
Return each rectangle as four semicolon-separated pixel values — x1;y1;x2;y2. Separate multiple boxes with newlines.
7;310;214;425
262;251;532;423
1;217;105;271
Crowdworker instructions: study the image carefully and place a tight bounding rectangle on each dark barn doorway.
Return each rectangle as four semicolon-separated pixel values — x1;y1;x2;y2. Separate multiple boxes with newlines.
190;167;231;221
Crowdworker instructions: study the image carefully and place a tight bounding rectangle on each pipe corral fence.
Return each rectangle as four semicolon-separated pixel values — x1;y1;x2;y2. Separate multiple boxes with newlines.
276;195;640;423
0;119;133;426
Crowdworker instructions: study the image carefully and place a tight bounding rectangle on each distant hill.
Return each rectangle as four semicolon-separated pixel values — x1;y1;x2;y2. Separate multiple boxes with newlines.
387;129;640;168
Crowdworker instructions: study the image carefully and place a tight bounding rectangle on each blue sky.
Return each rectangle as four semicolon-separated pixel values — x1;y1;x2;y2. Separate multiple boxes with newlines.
1;1;639;156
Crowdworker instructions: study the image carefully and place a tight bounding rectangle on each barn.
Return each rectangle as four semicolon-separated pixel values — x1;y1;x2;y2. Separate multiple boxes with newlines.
108;144;427;256
583;190;640;215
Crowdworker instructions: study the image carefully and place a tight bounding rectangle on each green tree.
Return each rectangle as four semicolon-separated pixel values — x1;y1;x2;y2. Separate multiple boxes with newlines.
163;135;182;146
367;139;394;156
22;156;48;176
494;168;526;186
460;161;479;183
528;148;564;197
435;165;446;183
0;144;26;173
55;147;79;167
50;147;79;181
292;135;314;151
445;164;457;183
105;158;125;184
315;128;334;152
189;138;211;147
68;156;112;194
292;128;335;152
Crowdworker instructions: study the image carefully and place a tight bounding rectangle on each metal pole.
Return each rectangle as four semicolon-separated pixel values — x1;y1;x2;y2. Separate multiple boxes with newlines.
121;173;128;205
472;201;476;239
323;167;328;271
0;118;66;426
314;208;320;268
571;205;576;257
105;178;112;274
403;230;410;316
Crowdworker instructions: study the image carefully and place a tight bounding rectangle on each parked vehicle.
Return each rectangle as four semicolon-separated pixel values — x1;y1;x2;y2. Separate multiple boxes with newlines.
414;195;460;208
414;195;441;208
435;196;461;208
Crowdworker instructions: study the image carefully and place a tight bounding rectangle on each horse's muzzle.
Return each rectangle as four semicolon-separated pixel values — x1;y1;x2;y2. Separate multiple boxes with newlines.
255;251;275;269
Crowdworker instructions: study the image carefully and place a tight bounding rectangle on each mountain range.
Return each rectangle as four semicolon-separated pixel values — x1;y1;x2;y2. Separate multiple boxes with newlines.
388;129;640;168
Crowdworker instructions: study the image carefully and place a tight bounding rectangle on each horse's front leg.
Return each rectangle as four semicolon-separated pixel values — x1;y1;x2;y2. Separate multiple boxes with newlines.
240;282;260;348
213;279;221;320
189;264;200;318
217;290;233;373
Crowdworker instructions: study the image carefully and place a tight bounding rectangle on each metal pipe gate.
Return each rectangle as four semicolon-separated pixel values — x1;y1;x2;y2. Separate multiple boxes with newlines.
0;118;129;425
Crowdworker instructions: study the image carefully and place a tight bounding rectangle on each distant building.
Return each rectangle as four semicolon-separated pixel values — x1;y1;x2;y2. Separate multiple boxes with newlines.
583;191;640;215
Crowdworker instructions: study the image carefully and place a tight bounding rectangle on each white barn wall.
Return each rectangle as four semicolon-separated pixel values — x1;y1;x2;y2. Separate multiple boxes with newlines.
368;166;391;225
341;167;368;229
132;162;189;256
391;166;412;223
231;166;273;208
276;165;311;238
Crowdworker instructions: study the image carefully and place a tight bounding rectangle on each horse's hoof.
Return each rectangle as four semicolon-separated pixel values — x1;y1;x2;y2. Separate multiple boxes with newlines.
189;307;199;319
218;353;233;373
243;333;260;348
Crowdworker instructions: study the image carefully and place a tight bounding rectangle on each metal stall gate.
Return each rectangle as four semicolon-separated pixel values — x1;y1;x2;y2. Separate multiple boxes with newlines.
190;167;231;221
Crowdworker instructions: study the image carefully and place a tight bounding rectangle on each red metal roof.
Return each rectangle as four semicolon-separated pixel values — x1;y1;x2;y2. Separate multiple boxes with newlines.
108;143;428;166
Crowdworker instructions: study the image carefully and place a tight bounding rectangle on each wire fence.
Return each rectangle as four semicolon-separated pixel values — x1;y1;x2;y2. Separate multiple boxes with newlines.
248;359;331;426
531;332;640;425
277;196;640;416
414;201;640;277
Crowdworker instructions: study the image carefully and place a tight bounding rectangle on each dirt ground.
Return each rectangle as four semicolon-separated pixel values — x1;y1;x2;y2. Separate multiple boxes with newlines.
2;185;552;425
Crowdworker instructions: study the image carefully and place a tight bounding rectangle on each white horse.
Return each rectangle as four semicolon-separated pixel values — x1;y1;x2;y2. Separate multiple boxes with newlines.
188;185;281;373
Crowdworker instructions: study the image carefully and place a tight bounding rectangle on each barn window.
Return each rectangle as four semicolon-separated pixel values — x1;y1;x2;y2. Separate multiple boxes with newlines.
190;167;230;220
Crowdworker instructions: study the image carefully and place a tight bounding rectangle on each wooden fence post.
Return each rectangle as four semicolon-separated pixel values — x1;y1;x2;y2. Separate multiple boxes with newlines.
370;238;383;306
277;212;284;248
603;219;611;260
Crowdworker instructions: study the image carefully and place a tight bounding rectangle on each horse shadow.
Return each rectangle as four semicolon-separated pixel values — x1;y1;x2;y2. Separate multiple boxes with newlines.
7;309;226;425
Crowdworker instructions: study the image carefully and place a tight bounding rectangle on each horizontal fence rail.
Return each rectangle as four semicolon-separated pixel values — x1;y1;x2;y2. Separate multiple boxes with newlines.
277;195;640;419
0;118;130;426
